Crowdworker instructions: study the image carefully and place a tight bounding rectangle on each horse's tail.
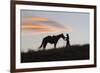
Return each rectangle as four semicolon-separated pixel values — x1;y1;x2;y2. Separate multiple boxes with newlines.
38;40;44;49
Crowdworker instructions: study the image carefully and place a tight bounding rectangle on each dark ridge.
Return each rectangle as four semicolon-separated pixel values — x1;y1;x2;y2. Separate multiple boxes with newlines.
21;44;89;63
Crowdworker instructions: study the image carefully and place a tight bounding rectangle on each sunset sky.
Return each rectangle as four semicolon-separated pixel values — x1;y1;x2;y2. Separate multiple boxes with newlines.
21;10;90;52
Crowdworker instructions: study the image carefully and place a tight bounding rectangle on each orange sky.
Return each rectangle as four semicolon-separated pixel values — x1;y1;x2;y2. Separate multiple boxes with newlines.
22;23;58;32
21;16;72;32
23;16;48;21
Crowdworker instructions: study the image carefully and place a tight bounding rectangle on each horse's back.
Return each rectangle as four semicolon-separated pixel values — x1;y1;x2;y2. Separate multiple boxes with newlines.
43;36;54;43
43;36;51;41
44;36;51;39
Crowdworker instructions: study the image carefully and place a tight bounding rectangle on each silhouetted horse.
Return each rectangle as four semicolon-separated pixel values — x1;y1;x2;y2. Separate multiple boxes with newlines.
39;33;65;50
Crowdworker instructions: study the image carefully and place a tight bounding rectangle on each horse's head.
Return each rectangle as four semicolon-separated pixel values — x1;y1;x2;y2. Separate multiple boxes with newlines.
59;33;65;40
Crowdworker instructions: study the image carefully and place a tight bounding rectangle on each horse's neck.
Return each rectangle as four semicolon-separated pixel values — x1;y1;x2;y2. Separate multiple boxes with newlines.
56;35;62;40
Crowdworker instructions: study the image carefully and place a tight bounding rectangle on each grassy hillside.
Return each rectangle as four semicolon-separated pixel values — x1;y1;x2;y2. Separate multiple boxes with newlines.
21;44;89;63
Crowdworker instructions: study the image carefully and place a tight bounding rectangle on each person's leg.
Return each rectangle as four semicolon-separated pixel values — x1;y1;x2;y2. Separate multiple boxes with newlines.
68;41;70;47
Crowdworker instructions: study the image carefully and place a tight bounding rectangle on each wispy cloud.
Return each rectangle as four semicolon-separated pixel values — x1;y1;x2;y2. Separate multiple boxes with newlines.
22;23;57;32
21;16;73;33
22;16;48;22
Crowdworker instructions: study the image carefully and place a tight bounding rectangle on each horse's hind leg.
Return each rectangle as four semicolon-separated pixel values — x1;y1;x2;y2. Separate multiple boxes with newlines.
54;43;57;49
43;43;47;50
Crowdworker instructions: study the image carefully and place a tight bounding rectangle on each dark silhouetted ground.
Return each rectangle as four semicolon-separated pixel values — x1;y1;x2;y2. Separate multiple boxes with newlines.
21;44;89;63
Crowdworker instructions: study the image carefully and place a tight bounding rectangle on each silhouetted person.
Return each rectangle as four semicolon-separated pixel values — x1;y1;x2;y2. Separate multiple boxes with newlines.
65;34;70;47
